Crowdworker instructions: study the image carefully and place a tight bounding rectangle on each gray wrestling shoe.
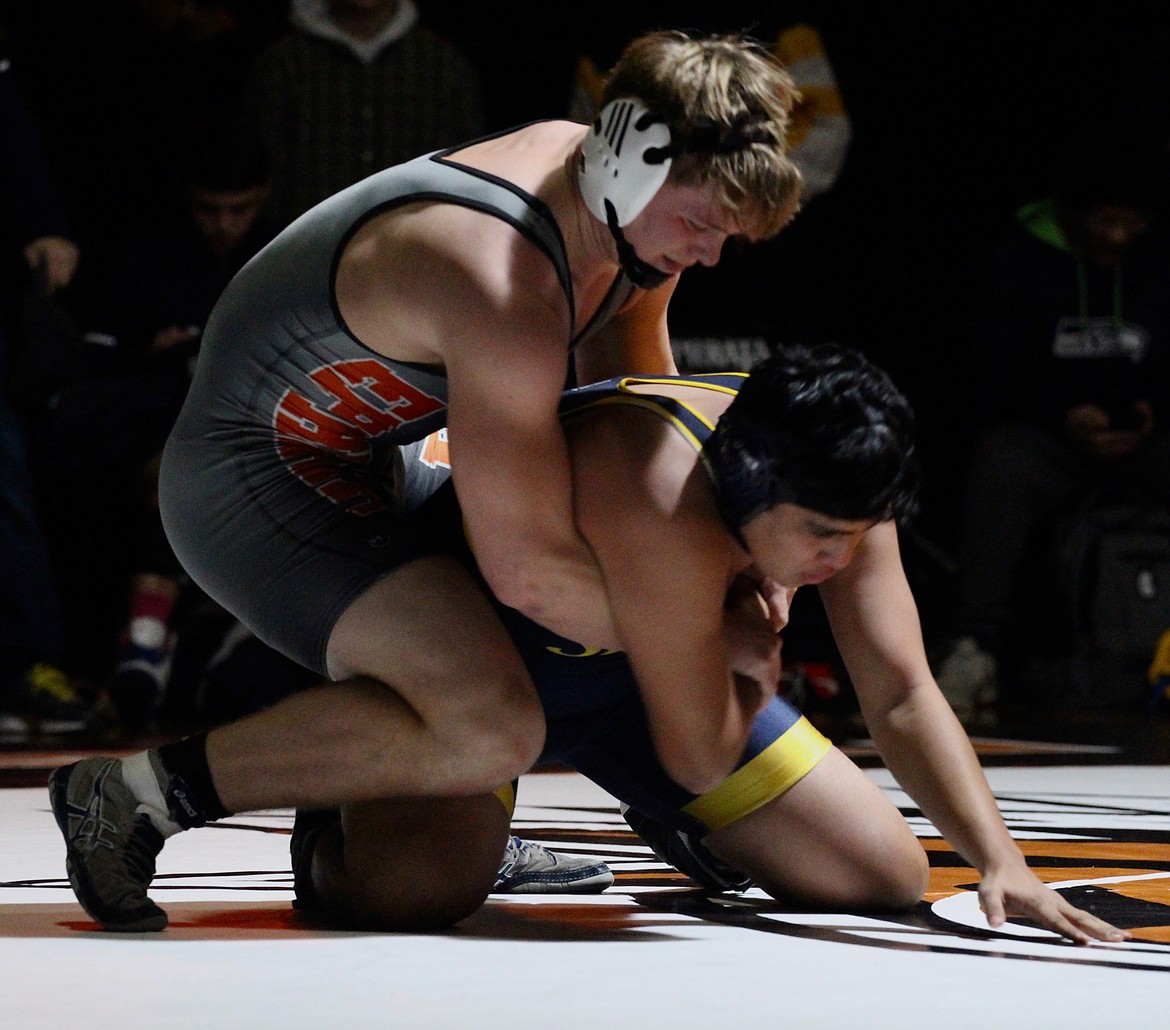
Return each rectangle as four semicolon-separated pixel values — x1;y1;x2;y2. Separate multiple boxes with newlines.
620;803;752;892
493;835;614;894
290;814;614;907
934;636;999;725
49;752;202;931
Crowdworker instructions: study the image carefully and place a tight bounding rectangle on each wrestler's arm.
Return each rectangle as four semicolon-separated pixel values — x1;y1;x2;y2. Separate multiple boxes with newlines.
571;411;777;793
445;326;620;647
572;277;680;384
338;207;619;647
818;522;1129;944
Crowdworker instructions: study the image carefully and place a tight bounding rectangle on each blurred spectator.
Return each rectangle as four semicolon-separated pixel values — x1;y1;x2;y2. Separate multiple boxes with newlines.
1;0;286;266
933;127;1170;723
0;42;95;736
243;0;488;229
29;124;279;730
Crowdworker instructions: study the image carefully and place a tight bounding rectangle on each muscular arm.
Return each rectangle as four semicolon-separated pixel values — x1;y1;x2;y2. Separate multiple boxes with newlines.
445;325;619;647
820;524;1018;863
572;277;679;384
572;410;774;793
337;204;619;646
820;522;1127;943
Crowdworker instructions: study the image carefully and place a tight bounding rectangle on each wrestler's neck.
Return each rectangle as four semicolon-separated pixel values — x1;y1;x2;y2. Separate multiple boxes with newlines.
560;147;624;288
447;123;624;291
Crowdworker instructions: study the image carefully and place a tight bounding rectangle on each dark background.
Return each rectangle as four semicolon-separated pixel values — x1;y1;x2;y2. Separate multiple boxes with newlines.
5;0;1170;560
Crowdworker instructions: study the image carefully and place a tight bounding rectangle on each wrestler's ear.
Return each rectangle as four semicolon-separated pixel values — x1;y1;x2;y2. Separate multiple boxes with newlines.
578;99;673;227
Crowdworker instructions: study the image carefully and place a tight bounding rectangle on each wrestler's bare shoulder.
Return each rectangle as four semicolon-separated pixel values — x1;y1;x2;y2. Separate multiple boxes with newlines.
340;121;589;289
448;120;590;192
622;379;737;426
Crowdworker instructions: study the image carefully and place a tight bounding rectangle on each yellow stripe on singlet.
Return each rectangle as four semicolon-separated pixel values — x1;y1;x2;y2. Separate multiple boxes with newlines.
493;781;517;817
560;374;745;465
565;394;714;452
682;716;832;831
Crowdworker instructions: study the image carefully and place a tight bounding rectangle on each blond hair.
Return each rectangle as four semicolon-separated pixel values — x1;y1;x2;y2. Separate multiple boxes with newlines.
601;30;804;237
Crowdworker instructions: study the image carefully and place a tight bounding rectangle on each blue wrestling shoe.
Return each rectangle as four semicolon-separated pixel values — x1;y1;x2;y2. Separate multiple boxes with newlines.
109;642;172;731
621;803;752;892
493;836;614;894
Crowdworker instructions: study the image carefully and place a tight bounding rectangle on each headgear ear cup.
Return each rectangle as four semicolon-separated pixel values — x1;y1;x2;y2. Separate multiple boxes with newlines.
578;99;673;227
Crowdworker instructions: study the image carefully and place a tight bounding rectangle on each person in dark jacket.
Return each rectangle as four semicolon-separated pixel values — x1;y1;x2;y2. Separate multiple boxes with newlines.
935;128;1170;722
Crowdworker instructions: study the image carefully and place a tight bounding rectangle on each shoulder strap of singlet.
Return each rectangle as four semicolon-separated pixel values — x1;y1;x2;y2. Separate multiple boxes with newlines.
429;122;638;354
571;272;636;352
427;145;578;343
559;371;747;465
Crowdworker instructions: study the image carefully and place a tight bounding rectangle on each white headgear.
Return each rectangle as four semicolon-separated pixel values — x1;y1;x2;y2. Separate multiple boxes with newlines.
578;99;673;227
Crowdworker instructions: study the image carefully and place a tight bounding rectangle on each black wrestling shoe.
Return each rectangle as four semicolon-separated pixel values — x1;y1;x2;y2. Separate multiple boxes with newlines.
49;757;170;931
290;807;340;911
620;803;753;892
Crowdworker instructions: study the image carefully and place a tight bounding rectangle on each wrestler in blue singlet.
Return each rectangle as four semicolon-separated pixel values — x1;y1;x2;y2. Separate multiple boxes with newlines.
411;373;832;839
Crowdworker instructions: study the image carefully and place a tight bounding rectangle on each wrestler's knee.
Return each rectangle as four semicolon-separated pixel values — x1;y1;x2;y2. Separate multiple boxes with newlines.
335;673;544;795
311;797;507;931
855;837;930;911
349;864;494;932
435;679;545;794
751;829;929;913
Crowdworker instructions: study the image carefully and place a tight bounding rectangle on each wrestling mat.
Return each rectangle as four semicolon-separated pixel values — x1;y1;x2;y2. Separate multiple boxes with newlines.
2;739;1167;1029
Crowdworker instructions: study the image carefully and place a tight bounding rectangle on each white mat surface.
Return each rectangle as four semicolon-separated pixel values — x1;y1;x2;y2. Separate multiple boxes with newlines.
2;766;1168;1029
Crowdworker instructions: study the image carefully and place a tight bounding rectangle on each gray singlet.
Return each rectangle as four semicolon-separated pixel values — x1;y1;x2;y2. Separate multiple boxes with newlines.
159;140;635;673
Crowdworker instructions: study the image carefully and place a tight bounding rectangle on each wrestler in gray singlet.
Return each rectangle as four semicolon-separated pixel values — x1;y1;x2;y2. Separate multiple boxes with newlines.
158;134;637;675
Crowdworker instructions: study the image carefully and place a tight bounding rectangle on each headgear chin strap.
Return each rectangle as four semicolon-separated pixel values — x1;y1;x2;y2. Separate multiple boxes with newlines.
604;200;671;289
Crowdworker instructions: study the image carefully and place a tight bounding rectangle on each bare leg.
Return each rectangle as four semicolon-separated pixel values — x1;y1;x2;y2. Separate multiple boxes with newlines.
207;554;545;812
49;555;551;932
704;747;929;910
308;794;510;931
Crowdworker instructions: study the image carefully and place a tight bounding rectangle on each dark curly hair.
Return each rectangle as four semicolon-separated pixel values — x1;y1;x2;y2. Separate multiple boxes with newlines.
704;344;920;528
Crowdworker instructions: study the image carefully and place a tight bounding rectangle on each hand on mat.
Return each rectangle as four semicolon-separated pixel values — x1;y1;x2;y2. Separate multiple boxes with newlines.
977;859;1132;945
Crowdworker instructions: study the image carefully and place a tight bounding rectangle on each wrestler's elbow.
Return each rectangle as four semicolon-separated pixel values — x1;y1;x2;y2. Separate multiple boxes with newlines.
479;546;594;632
480;554;548;620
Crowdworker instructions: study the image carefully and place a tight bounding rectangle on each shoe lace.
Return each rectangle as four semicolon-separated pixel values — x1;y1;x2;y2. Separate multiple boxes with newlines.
27;663;81;702
69;766;163;879
498;835;531;878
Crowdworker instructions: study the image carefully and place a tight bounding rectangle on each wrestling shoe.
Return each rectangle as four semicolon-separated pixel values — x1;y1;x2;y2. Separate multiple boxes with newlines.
109;641;173;731
493;835;613;894
621;803;752;892
290;807;340;911
934;636;998;725
49;752;203;931
2;662;93;735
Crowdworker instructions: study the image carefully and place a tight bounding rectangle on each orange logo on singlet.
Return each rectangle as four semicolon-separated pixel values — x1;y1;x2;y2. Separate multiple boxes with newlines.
418;429;451;469
273;359;444;515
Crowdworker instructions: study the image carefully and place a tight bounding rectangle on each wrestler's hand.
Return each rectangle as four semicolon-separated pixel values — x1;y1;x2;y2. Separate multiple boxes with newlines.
723;579;781;718
731;566;794;631
976;859;1131;944
23;235;79;293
